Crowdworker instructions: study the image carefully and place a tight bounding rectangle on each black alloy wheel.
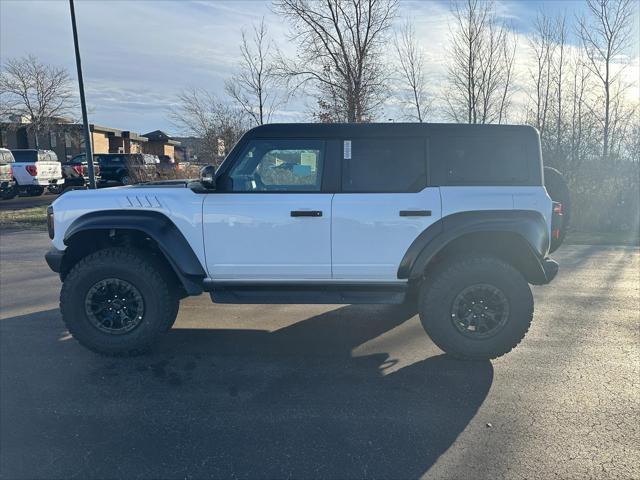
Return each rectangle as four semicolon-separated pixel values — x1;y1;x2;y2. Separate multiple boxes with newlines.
84;278;145;334
450;283;509;339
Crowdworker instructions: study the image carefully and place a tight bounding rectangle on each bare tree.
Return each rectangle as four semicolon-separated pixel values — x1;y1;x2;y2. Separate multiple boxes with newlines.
0;55;76;148
225;19;283;126
445;0;515;124
527;12;557;139
169;88;249;163
393;20;429;122
553;14;567;157
274;0;398;123
577;0;635;159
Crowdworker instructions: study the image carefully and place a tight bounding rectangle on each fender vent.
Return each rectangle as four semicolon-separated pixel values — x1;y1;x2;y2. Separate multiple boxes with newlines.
125;195;162;208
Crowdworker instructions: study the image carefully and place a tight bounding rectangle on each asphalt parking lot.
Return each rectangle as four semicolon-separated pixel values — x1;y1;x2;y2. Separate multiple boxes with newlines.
0;230;638;479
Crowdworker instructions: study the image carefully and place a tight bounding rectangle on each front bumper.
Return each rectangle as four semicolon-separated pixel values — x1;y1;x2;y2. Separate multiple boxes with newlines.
45;248;64;273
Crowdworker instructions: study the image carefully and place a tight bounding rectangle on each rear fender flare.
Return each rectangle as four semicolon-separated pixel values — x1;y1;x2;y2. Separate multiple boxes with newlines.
398;210;551;284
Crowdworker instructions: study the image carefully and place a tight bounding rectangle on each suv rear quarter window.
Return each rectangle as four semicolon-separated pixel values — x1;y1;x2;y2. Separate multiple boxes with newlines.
430;132;540;186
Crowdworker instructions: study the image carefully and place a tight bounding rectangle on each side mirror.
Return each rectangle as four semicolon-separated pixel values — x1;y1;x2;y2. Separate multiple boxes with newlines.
200;165;217;189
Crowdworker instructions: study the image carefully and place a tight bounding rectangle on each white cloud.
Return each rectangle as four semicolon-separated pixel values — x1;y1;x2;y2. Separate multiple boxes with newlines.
1;0;638;131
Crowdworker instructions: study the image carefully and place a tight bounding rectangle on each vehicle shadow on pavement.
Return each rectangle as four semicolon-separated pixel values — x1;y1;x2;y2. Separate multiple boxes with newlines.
0;305;493;479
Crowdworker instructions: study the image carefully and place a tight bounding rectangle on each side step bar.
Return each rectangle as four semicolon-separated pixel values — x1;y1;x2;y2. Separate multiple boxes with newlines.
202;281;408;305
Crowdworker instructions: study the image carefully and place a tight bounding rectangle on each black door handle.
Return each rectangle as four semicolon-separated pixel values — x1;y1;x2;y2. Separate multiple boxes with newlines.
399;210;431;217
291;210;323;217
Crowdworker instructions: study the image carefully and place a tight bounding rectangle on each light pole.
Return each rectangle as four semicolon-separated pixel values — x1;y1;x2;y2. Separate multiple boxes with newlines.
69;0;96;189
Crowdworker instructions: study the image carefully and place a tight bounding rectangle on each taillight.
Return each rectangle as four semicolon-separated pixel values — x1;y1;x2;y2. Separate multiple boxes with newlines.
46;205;54;239
8;166;12;178
26;164;38;176
73;165;83;175
553;202;563;215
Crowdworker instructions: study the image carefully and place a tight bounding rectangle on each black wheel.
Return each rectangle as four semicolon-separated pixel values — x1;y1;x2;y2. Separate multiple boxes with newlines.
544;167;571;253
0;187;17;200
28;186;45;196
120;175;131;185
419;256;533;360
60;248;177;356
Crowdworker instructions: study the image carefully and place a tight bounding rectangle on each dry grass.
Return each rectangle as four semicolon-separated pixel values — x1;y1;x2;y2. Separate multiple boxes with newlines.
0;206;48;230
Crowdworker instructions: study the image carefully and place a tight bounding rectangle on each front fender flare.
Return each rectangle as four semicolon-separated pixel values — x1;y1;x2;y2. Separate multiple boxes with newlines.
64;210;206;294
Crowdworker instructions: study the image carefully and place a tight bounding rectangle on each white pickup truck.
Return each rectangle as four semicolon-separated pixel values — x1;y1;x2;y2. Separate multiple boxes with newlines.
11;149;63;196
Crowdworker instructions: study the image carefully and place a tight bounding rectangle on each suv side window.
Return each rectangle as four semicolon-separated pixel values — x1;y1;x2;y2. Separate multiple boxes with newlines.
228;139;324;192
431;136;529;185
341;137;426;193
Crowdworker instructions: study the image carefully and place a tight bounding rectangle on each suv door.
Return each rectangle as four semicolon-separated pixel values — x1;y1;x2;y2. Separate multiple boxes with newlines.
203;139;332;280
332;137;441;280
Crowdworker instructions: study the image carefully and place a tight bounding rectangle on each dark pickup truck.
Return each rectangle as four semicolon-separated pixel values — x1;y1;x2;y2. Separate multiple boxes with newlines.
95;153;159;186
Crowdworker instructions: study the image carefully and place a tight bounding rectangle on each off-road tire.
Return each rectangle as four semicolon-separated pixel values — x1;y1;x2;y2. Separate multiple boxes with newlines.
0;188;17;200
419;256;534;360
544;166;571;253
60;247;178;356
28;186;45;196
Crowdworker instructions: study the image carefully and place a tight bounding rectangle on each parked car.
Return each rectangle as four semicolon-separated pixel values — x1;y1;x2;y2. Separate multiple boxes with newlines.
0;148;17;200
96;153;158;186
45;123;568;358
10;149;63;196
50;154;103;194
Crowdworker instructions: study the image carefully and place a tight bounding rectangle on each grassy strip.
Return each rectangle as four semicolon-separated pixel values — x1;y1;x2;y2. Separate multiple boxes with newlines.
0;206;48;231
565;230;639;246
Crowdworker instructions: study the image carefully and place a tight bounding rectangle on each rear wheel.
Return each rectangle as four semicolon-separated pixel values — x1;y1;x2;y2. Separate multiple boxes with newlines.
120;175;131;185
544;166;571;253
419;256;533;360
60;248;178;356
28;186;45;196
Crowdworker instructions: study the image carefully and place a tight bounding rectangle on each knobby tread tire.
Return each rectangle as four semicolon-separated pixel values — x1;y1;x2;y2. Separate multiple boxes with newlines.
419;255;534;360
60;247;179;356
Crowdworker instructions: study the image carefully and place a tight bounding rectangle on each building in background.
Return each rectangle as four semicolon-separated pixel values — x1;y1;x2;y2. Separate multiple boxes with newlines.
0;119;180;160
143;130;180;158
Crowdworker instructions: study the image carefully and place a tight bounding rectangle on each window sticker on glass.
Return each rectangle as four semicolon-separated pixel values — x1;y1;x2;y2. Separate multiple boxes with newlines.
344;140;352;160
300;151;317;172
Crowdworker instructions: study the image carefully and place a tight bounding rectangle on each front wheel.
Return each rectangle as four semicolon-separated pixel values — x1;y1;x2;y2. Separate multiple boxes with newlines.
419;256;533;360
60;248;179;356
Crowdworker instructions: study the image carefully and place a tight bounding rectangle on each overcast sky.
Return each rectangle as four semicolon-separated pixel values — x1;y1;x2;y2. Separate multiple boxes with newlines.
1;0;638;135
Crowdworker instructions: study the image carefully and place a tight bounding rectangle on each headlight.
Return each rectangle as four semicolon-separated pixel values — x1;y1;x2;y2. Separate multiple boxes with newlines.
46;205;54;239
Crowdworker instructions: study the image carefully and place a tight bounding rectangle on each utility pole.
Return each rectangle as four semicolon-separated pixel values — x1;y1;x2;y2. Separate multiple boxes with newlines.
69;0;96;188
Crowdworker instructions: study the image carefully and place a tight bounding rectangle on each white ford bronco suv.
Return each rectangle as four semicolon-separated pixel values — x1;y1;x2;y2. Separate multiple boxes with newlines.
45;124;567;359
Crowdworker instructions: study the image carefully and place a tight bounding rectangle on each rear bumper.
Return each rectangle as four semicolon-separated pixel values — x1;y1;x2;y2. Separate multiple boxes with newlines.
38;178;65;186
45;248;64;273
